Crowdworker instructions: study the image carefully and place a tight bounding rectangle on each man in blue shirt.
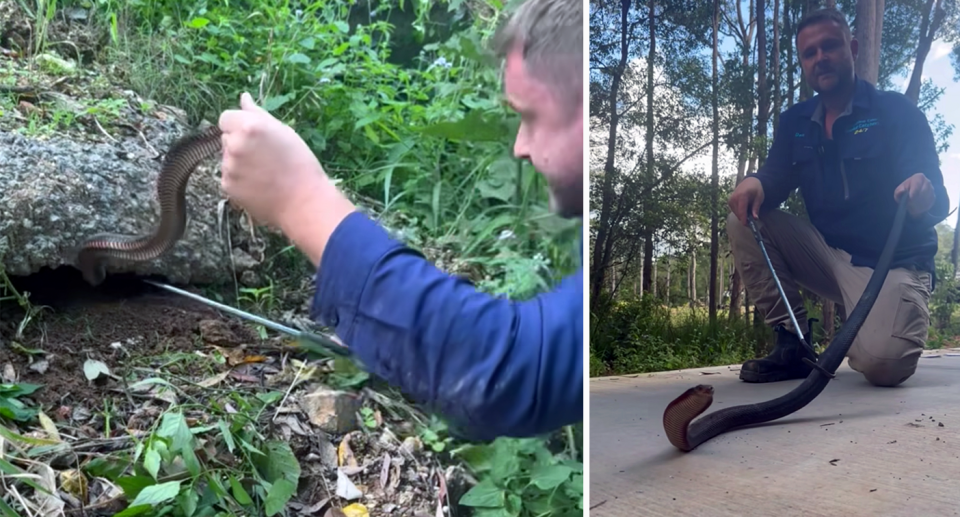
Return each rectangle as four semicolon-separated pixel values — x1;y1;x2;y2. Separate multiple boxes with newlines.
215;0;583;440
727;8;949;387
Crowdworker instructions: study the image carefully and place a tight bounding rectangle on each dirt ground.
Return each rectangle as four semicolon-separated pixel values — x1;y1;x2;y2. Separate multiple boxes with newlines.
0;266;256;406
1;266;456;516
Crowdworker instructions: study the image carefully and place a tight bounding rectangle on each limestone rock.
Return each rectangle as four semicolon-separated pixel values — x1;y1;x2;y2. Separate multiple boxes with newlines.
0;127;238;284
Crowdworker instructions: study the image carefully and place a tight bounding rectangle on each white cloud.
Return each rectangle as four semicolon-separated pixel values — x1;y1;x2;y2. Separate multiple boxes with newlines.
931;40;952;62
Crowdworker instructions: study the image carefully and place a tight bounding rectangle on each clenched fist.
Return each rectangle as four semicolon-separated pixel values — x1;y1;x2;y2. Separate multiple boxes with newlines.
727;177;765;225
894;173;935;217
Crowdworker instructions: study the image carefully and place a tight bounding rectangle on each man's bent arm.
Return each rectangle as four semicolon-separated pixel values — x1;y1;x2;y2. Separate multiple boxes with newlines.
890;93;950;227
747;114;800;211
309;211;583;441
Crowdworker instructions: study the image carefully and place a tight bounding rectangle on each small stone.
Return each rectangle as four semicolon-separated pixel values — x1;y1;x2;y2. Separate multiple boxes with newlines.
231;247;259;271
198;319;237;346
318;440;339;469
240;269;260;286
401;436;422;456
299;386;361;434
28;359;49;374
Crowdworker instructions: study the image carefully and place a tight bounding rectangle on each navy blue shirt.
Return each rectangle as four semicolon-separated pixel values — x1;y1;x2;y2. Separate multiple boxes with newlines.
750;77;950;277
309;210;583;440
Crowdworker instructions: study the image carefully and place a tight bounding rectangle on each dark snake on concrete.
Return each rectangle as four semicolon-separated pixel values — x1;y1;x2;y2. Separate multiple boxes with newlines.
662;196;910;452
76;125;224;286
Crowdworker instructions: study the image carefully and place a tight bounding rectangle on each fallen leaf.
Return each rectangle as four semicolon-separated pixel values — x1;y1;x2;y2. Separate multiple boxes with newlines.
197;371;230;388
60;469;89;500
336;469;363;500
37;412;61;441
343;503;369;517
338;434;358;468
83;359;111;381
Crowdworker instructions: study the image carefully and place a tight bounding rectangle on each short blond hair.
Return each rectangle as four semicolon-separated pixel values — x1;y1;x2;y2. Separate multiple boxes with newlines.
491;0;582;104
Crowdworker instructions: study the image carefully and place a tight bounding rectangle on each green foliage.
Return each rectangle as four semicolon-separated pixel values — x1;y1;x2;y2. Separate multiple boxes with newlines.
590;293;771;376
0;382;42;423
453;433;583;517
83;0;580;291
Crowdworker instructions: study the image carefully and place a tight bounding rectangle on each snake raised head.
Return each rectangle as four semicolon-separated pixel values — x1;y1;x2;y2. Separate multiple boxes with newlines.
75;125;224;286
662;196;909;452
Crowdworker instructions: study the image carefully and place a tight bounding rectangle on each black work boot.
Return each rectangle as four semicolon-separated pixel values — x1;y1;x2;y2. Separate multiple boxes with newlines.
739;319;818;383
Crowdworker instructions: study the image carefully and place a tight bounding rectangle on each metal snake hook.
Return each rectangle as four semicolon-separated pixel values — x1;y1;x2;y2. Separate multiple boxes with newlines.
744;207;833;378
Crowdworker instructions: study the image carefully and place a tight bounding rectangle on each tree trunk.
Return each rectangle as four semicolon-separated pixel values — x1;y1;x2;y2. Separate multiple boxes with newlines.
642;0;656;294
688;249;698;308
665;257;672;306
854;0;882;85
757;0;769;163
799;1;816;101
719;256;725;311
772;0;781;135
652;257;658;298
786;0;795;107
589;0;632;309
905;0;945;104
709;0;720;324
642;232;654;292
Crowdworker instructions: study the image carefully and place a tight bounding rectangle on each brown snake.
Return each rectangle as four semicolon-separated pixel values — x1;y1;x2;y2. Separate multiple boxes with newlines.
661;196;909;452
75;125;224;286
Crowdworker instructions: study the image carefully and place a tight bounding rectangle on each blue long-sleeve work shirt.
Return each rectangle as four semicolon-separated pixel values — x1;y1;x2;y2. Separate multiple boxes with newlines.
309;211;583;441
749;77;950;278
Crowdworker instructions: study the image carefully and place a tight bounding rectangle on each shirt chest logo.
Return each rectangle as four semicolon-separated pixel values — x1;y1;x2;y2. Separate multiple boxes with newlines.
847;117;879;135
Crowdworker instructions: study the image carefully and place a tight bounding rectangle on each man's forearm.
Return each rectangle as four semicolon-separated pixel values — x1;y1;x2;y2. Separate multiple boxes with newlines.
309;211;584;440
278;176;357;268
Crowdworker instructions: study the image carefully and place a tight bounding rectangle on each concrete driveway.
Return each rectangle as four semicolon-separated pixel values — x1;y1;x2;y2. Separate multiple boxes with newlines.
589;352;960;516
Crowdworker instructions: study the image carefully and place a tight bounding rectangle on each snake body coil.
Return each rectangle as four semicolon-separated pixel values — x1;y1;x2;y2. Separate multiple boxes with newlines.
76;125;224;286
662;197;910;452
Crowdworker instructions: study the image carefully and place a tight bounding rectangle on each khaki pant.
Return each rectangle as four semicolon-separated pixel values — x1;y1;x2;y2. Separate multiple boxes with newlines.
726;209;931;387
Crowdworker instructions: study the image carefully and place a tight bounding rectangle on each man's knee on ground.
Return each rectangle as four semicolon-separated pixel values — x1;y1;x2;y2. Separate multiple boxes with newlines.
853;351;918;387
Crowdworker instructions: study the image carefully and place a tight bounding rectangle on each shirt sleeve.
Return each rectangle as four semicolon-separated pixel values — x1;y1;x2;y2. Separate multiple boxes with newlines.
890;94;950;229
310;211;583;441
748;114;800;211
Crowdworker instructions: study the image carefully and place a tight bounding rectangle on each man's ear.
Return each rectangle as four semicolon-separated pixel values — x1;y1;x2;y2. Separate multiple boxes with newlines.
850;37;858;60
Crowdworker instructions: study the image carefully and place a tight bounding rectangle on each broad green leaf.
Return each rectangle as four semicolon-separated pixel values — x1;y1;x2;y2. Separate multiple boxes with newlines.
0;383;42;396
264;478;297;516
530;463;573;490
113;504;153;517
185;17;210;28
0;397;38;421
229;475;253;505
129;480;182;507
286;53;311;65
157;412;193;453
218;420;235;453
116;475;156;499
83;456;132;480
143;447;161;480
253;441;301;484
179;488;199;517
459;479;504;507
262;93;295;112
